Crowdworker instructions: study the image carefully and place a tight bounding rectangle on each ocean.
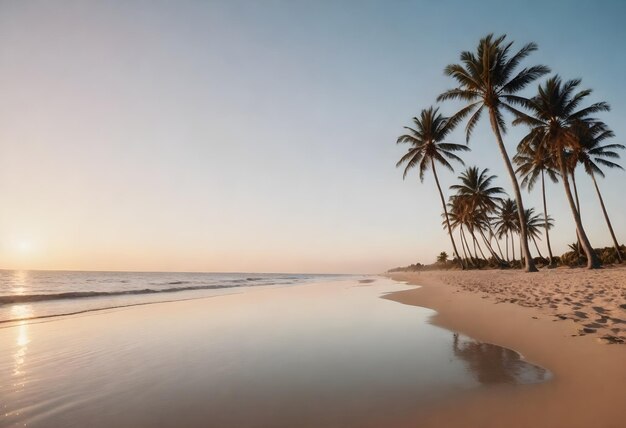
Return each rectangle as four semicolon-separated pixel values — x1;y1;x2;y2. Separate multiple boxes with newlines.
0;270;354;323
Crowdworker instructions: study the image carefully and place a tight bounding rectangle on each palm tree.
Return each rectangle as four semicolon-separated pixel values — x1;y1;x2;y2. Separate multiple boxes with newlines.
514;138;559;265
571;121;624;262
396;107;470;268
457;197;490;261
567;241;585;266
520;208;554;261
450;167;506;263
446;197;476;266
475;210;505;264
568;242;580;253
511;76;608;268
437;251;449;264
437;34;549;272
450;167;505;213
494;199;518;263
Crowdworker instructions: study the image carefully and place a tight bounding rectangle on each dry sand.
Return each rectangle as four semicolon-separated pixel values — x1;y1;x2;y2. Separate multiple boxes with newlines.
386;268;626;428
431;267;626;343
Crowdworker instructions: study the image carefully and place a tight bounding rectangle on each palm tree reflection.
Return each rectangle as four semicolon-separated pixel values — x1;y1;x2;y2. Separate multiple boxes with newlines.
452;333;548;385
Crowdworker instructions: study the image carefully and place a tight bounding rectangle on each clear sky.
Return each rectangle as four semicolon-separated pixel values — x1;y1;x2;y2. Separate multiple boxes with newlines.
1;0;625;273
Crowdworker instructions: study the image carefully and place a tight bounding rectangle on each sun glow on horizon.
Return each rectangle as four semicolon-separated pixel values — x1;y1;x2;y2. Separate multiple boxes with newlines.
0;238;46;271
17;240;32;253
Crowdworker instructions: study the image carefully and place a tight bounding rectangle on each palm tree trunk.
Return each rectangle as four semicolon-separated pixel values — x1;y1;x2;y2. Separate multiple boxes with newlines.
571;170;582;218
505;233;509;262
468;230;480;260
531;236;544;260
558;153;600;268
541;170;555;266
591;172;623;263
469;228;487;260
459;227;471;265
469;234;479;260
478;227;502;263
431;159;465;268
480;233;495;259
490;228;506;261
511;232;515;262
488;109;537;272
519;235;524;269
460;226;475;266
472;233;478;257
571;170;584;257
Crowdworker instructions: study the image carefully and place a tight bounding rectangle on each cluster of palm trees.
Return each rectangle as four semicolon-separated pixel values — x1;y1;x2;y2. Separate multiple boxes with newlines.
396;34;624;271
443;166;554;269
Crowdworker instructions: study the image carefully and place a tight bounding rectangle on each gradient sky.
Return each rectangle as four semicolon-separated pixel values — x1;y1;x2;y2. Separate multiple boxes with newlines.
1;0;625;273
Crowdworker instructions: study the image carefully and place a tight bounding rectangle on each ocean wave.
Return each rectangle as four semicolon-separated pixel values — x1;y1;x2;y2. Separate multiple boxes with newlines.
0;293;235;326
0;282;263;305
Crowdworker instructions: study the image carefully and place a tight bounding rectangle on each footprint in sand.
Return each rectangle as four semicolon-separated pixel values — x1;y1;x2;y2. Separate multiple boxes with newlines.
601;335;625;344
584;322;604;329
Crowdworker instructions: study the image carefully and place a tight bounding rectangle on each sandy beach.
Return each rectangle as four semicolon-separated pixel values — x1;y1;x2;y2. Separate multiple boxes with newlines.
0;270;624;427
388;268;626;428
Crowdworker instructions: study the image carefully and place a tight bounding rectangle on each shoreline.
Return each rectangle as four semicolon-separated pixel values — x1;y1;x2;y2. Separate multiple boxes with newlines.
386;270;626;428
0;292;245;327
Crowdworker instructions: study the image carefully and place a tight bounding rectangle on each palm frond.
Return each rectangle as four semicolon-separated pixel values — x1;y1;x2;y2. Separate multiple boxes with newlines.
501;65;550;94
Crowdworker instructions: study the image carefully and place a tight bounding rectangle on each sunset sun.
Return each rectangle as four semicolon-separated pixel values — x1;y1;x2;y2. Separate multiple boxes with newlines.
15;240;33;254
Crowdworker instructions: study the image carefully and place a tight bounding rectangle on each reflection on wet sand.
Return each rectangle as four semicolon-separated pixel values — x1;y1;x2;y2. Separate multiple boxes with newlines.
1;320;31;422
10;303;34;322
14;322;30;376
452;333;549;385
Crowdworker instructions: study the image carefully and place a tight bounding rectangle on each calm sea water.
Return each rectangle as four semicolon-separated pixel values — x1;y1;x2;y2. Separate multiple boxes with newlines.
0;270;353;323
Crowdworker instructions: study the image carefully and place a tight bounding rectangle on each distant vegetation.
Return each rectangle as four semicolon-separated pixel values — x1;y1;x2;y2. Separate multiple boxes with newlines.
389;244;626;273
396;34;624;272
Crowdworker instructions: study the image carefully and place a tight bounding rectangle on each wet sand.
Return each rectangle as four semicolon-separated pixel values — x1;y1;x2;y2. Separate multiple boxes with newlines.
0;278;549;427
387;270;626;428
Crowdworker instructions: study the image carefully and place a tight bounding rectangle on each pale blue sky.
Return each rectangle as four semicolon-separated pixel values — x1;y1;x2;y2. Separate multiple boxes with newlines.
0;0;625;273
